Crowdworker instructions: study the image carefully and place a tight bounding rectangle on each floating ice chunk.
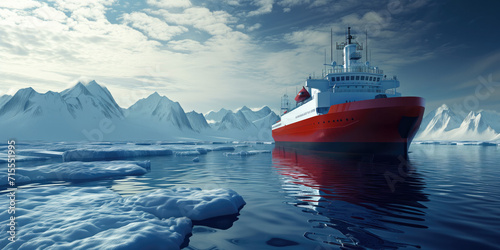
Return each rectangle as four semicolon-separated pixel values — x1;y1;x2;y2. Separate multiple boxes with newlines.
0;187;192;250
193;157;200;162
122;187;246;221
224;150;272;157
17;149;64;158
0;186;245;249
174;151;201;156
196;148;208;154
479;141;497;146
212;146;235;151
0;172;31;186
0;153;49;163
0;161;150;185
63;148;173;162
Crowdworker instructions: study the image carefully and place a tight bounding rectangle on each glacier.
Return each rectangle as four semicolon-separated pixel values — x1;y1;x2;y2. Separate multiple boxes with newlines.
0;186;245;249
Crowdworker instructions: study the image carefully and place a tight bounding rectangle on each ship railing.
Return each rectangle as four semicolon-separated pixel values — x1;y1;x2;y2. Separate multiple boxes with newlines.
333;88;384;93
327;67;384;74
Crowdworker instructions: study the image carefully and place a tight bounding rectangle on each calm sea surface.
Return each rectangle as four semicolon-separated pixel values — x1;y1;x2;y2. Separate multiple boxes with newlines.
8;143;500;249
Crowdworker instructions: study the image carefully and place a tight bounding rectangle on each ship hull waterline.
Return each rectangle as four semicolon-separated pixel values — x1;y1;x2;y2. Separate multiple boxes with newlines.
272;97;425;156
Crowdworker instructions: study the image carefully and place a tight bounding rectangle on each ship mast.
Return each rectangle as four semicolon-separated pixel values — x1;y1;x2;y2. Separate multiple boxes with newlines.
347;27;352;44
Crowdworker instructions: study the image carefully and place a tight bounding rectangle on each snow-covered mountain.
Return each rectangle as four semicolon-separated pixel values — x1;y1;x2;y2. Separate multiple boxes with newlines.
61;81;124;119
416;104;500;141
186;111;210;132
0;81;276;141
127;92;192;130
216;111;255;131
205;108;231;123
0;88;70;119
0;95;11;109
417;104;464;139
238;106;275;123
253;112;280;130
0;81;126;141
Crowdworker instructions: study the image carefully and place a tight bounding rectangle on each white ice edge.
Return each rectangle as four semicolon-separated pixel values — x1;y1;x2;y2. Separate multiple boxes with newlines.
0;161;151;186
0;186;245;249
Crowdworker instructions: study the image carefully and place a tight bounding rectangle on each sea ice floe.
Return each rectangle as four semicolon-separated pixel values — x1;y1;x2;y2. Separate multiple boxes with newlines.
224;150;272;157
212;146;236;151
174;151;201;156
16;149;64;159
0;187;190;249
122;187;246;221
63;148;173;161
0;161;150;186
0;153;49;163
0;186;245;249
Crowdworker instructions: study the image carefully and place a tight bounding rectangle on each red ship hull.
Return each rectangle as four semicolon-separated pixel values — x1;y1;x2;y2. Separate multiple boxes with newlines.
272;97;425;155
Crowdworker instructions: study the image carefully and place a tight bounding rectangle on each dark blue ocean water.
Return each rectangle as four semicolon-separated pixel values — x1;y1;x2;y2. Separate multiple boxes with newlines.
7;143;500;249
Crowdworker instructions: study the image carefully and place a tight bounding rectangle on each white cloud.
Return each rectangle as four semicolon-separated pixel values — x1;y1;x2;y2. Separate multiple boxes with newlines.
147;0;192;8
278;0;327;8
122;12;187;41
248;0;273;16
155;7;236;36
278;0;309;7
285;29;328;47
248;23;261;31
0;0;444;114
167;39;204;52
34;4;68;21
0;0;41;9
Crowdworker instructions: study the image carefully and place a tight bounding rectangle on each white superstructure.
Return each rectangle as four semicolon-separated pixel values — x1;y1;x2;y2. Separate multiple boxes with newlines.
273;27;401;130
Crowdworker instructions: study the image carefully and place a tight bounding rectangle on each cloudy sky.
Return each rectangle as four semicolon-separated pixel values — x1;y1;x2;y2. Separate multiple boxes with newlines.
0;0;499;114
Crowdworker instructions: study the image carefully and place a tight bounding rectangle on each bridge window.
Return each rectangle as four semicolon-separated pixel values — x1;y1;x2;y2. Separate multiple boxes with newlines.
361;76;365;80
369;77;373;81
377;77;380;82
332;77;335;82
336;77;340;81
341;76;345;81
356;76;360;80
351;76;355;80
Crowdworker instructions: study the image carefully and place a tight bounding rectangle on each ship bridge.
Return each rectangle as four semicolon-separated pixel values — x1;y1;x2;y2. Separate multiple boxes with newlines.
304;27;401;110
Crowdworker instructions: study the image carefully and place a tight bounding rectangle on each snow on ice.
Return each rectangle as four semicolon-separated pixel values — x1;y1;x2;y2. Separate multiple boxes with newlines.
224;150;272;157
0;161;150;186
0;186;245;249
63;148;173;161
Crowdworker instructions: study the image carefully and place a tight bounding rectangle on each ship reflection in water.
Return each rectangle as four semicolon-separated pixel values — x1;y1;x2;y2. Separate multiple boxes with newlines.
272;146;429;249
